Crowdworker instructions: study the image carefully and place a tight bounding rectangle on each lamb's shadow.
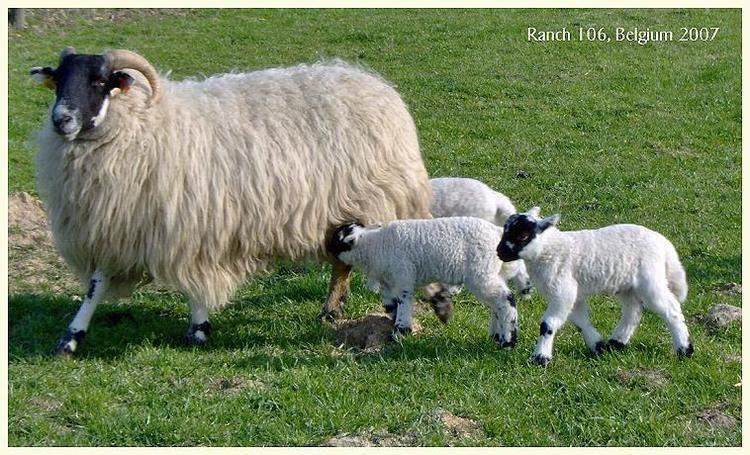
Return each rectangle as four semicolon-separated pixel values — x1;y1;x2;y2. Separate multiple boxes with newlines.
684;255;741;288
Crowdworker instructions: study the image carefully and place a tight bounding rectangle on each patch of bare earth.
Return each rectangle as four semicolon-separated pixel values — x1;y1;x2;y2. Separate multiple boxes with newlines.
206;377;265;396
696;403;739;429
703;304;742;328
714;282;742;296
332;314;422;350
8;192;79;295
615;368;669;390
28;396;64;412
320;428;418;447
434;409;485;440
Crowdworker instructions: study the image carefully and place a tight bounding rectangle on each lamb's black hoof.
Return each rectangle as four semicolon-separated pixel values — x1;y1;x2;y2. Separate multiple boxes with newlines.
186;321;212;345
606;339;627;352
530;354;551;367
53;328;86;358
677;343;694;358
383;302;397;320
493;330;517;349
593;340;607;356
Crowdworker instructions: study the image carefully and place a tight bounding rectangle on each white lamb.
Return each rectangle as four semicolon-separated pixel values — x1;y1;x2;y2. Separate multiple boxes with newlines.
497;207;692;366
328;217;519;347
430;177;532;297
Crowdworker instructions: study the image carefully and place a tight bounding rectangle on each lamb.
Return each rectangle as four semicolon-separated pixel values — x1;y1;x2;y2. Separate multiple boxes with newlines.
430;177;532;297
30;47;432;355
497;207;692;366
328;217;519;347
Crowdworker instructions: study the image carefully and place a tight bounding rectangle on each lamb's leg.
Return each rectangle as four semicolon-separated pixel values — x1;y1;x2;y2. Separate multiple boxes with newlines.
531;291;576;366
423;282;455;323
55;270;108;357
640;285;693;357
469;278;518;349
391;289;415;338
319;259;352;321
607;293;643;350
186;298;212;345
381;288;397;320
567;299;605;355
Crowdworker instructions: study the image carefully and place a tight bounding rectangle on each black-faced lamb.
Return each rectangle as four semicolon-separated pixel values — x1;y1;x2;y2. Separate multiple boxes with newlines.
328;218;519;347
30;47;432;355
497;208;692;366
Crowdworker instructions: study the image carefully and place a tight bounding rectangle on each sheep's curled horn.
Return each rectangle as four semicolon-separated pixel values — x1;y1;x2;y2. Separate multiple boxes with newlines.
103;49;162;106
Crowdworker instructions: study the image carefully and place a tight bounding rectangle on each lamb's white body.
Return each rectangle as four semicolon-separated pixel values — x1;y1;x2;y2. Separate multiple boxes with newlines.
335;217;519;346
35;55;431;352
508;217;691;364
430;177;531;296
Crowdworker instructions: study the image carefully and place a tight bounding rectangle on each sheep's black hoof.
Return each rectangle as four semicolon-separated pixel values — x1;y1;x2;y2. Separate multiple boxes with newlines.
390;325;412;340
429;294;454;324
53;328;86;358
383;302;397;320
606;339;627;352
677;343;694;358
520;286;533;299
186;321;212;345
592;340;607;356
493;330;517;349
530;354;551;367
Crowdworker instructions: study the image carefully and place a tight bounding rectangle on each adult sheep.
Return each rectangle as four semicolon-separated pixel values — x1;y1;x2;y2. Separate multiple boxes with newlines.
30;47;432;355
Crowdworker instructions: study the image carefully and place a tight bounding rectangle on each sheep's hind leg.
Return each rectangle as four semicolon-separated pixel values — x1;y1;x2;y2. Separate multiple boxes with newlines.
640;285;693;357
567;299;605;356
55;270;108;357
606;293;643;351
186;298;212;345
318;259;352;321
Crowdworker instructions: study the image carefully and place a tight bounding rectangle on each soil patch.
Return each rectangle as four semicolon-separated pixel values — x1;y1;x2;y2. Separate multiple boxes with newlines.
703;304;742;328
615;368;669;390
320;429;418;447
332;314;422;350
434;409;485;439
714;282;742;296
696;403;738;429
207;377;265;396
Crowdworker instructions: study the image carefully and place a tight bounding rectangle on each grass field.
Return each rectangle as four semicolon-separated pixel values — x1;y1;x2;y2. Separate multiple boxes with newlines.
7;9;741;446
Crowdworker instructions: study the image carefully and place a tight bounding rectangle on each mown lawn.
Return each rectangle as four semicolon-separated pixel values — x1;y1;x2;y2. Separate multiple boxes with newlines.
7;8;741;446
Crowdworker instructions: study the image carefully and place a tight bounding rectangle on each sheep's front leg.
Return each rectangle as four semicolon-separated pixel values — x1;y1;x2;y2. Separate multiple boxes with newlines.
532;291;576;366
55;270;108;357
186;299;212;345
319;259;352;321
391;289;415;338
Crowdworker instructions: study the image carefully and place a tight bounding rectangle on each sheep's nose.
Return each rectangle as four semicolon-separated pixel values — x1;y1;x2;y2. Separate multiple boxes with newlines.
52;104;81;136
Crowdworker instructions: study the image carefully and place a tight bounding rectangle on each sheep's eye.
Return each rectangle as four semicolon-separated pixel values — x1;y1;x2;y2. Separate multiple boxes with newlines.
518;233;530;242
94;79;107;87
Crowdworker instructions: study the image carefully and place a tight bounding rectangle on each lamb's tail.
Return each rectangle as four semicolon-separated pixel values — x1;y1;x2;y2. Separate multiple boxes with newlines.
665;244;688;304
493;191;517;227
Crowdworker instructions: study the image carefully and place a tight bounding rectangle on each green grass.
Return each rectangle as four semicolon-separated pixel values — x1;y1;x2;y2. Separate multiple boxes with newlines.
8;8;741;446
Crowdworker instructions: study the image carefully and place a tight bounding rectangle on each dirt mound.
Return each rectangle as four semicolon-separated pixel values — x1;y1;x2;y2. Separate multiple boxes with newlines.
8;192;80;295
434;409;485;439
714;282;742;295
615;368;669;390
332;314;422;350
320;429;418;447
703;304;742;328
696;403;738;429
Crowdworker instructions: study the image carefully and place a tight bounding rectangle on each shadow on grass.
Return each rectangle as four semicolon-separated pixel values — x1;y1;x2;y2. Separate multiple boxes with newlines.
684;255;741;287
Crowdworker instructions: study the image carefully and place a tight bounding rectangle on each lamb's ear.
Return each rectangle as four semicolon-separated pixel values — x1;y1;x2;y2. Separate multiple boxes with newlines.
342;223;365;244
537;214;561;232
30;67;56;89
526;206;541;218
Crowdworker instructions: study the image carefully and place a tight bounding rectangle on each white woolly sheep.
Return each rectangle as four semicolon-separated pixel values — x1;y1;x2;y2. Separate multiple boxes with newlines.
430;177;532;297
31;47;432;355
497;207;692;366
328;217;519;347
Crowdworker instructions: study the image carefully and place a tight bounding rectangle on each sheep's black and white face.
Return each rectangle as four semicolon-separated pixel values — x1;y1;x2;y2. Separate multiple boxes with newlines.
327;223;367;259
31;49;134;140
498;209;559;261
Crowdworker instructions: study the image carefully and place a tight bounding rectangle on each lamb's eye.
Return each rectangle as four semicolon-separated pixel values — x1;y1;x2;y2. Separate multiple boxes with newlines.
518;233;530;242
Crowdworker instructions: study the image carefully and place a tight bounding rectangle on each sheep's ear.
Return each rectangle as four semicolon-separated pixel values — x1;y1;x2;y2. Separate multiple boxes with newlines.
30;67;56;89
526;206;541;218
108;71;135;97
537;214;560;232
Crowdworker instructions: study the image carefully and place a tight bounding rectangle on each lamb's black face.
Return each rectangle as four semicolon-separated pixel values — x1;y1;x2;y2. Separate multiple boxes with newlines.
327;223;364;258
497;214;539;262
